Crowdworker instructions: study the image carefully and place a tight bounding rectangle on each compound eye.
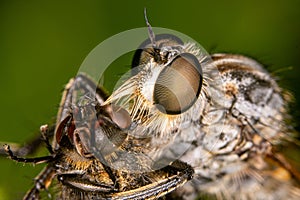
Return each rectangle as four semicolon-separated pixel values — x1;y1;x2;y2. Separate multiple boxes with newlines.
153;53;203;115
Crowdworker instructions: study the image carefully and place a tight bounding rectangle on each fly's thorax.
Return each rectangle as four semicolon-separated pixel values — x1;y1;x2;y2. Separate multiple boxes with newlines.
174;53;298;200
212;54;288;142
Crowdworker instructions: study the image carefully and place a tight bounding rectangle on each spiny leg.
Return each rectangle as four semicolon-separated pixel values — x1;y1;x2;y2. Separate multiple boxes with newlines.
3;144;54;164
0;124;55;158
40;124;54;154
23;165;57;200
3;123;56;164
2;130;57;199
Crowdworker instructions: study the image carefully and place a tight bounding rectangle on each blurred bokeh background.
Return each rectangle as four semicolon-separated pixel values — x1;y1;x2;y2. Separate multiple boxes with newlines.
0;0;299;199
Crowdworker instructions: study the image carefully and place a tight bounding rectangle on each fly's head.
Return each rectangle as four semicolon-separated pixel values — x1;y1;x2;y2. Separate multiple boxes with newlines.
105;33;223;139
50;14;225;174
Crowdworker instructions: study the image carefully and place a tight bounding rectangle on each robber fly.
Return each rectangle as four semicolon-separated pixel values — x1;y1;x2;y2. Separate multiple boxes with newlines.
104;15;300;199
2;11;300;200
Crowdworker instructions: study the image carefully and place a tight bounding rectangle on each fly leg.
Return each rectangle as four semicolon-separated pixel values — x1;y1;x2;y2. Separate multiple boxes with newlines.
2;125;57;199
23;165;57;200
3;143;56;200
0;124;55;158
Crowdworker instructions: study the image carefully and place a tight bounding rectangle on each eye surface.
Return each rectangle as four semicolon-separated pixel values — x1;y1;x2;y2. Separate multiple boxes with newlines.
153;53;203;114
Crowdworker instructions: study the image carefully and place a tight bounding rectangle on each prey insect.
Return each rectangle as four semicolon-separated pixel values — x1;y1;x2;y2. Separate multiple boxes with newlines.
2;12;300;200
3;73;194;199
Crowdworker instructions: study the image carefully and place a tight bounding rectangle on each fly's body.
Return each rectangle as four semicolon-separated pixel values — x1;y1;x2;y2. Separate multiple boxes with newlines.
106;32;300;199
173;54;300;200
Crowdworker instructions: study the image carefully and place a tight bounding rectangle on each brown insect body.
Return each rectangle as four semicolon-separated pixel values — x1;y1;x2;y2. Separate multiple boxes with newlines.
15;74;193;200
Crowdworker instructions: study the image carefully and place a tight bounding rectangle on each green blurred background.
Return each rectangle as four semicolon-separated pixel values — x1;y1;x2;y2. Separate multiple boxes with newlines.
0;0;299;199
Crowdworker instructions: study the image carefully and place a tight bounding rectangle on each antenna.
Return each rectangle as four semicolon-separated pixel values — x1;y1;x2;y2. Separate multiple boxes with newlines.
144;8;157;48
